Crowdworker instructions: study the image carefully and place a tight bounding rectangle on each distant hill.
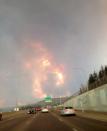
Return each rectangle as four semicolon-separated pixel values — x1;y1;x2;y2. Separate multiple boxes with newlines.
34;96;70;107
19;96;70;110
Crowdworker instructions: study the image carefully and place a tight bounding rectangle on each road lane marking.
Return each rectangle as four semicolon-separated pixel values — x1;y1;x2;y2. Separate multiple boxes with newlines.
10;114;38;131
51;112;84;131
58;118;63;122
72;128;78;131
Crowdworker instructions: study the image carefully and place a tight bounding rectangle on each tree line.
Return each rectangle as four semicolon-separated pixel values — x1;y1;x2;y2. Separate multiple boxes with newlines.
88;66;107;90
79;65;107;95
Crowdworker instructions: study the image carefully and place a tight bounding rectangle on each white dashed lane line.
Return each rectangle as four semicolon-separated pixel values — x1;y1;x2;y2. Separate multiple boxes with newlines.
72;128;78;131
58;118;63;122
51;112;81;131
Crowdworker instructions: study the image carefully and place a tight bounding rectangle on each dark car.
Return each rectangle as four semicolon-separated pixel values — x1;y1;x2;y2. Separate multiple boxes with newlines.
0;112;3;121
27;108;36;114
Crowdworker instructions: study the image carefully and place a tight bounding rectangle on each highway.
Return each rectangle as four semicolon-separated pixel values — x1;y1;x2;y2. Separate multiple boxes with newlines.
0;111;107;131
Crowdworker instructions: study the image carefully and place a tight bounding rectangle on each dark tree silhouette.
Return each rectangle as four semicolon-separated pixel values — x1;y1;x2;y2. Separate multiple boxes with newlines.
105;66;107;75
80;65;107;94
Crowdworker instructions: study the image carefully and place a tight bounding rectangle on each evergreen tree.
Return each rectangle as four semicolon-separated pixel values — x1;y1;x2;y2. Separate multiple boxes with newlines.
105;66;107;75
88;74;95;90
93;71;98;82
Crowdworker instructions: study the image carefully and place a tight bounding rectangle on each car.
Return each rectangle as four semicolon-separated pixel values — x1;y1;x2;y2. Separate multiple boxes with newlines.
0;112;3;121
60;107;76;116
27;110;30;114
41;107;49;113
35;107;41;112
27;108;36;114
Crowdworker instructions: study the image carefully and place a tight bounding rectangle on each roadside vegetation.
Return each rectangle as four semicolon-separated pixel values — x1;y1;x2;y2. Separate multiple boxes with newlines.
79;65;107;95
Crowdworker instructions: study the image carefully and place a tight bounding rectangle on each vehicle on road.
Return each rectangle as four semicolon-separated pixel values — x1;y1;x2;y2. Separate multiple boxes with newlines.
35;107;41;112
27;108;36;114
60;107;76;116
41;107;49;113
0;112;3;121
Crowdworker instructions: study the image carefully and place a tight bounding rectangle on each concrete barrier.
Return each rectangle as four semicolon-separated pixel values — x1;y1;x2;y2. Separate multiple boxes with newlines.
64;84;107;112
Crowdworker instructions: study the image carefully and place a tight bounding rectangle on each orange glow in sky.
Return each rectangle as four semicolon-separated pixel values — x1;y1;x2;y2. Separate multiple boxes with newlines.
54;71;64;86
25;62;32;69
42;59;51;67
25;42;65;98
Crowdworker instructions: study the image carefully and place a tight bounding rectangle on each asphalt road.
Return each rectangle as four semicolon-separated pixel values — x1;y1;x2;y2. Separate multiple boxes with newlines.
56;114;107;131
0;111;107;131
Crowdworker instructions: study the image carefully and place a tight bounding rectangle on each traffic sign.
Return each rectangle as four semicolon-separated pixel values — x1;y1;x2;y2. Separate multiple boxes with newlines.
44;96;52;102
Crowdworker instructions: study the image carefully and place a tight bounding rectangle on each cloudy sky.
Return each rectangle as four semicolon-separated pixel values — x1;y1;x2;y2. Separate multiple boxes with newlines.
0;0;107;107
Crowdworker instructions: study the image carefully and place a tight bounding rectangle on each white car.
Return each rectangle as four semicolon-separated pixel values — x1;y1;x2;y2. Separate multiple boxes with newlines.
60;107;76;116
41;108;49;113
